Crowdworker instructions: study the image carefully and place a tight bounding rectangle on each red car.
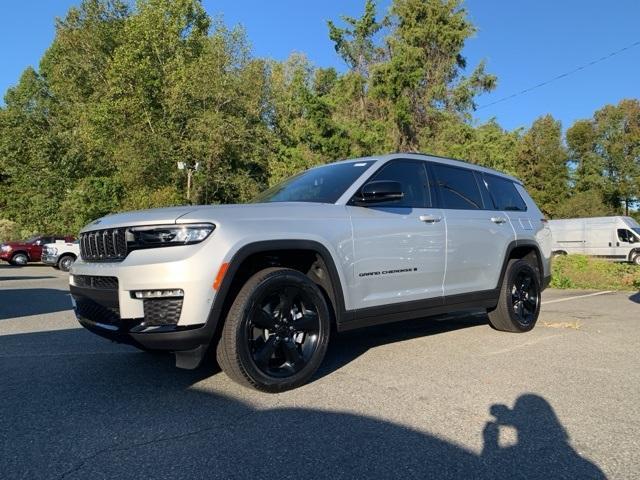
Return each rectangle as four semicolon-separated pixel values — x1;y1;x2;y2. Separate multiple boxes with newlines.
0;235;75;266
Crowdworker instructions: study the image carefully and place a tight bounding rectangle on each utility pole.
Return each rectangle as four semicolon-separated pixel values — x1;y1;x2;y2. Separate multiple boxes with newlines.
177;161;200;203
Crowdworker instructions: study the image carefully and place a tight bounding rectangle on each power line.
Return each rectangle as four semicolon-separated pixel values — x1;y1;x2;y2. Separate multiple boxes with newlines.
476;39;640;110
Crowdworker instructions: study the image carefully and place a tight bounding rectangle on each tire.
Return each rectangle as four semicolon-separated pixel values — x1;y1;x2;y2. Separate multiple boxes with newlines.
217;267;331;393
632;253;640;266
57;255;76;272
10;253;28;266
488;259;541;333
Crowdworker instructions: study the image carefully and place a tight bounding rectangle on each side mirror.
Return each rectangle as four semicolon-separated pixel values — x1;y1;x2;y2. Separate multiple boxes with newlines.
355;180;404;205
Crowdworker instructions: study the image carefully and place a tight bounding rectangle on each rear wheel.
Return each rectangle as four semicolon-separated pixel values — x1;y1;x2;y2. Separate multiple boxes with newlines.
10;253;28;266
217;267;331;392
58;255;76;272
632;253;640;266
488;259;541;332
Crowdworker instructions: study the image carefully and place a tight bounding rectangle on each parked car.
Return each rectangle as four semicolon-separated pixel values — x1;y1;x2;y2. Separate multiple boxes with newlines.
70;153;552;392
549;216;640;265
41;240;80;272
0;235;75;266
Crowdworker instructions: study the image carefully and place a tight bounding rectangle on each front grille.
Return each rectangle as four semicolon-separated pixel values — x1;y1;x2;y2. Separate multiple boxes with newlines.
80;228;127;262
74;296;121;326
143;298;183;326
74;275;119;290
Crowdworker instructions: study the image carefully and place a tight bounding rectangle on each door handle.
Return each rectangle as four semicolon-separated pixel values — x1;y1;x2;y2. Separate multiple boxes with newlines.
491;217;507;224
419;214;442;223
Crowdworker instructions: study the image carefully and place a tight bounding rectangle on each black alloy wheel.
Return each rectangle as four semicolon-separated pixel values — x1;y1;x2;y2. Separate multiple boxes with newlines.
510;269;539;326
488;259;541;333
247;285;321;378
217;267;331;392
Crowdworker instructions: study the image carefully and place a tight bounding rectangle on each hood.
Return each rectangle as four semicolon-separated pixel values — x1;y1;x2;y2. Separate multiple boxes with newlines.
80;206;201;233
81;202;346;233
1;241;29;248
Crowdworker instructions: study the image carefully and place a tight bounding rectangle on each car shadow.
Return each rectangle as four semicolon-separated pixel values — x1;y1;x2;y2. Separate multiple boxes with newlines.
0;288;73;320
629;292;640;304
0;328;605;479
317;311;488;381
0;276;57;281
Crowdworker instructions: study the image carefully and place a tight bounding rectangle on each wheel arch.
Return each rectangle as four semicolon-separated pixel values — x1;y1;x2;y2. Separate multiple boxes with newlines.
497;241;544;289
205;239;348;349
11;250;30;261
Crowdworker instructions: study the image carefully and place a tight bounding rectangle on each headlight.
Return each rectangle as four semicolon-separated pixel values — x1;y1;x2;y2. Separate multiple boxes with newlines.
127;223;215;249
1;245;11;252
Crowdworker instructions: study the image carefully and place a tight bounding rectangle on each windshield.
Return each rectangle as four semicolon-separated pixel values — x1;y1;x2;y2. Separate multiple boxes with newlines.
25;236;40;244
251;161;374;204
633;228;640;239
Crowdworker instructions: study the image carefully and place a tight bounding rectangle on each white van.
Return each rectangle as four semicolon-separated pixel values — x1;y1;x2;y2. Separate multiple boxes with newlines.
549;216;640;265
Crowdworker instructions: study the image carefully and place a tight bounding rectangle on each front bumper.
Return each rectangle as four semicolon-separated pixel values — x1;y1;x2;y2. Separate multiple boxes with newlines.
41;253;59;265
70;282;215;352
0;251;13;261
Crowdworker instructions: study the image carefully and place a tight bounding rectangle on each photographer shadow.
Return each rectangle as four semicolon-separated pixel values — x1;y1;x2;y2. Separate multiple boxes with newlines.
481;394;605;479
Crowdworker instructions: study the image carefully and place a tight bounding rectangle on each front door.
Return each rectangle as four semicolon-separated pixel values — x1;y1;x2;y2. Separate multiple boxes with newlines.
347;159;446;310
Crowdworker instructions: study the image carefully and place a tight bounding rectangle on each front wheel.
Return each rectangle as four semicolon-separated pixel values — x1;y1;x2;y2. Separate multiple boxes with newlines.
488;259;541;333
632;253;640;266
216;267;331;392
58;255;76;272
10;253;28;266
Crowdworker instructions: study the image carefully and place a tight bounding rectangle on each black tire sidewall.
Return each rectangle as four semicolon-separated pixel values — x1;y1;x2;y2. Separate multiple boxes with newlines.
505;260;541;332
234;270;330;391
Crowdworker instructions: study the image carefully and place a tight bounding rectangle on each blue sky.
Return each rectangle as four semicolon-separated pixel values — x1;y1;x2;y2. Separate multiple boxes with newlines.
1;0;638;131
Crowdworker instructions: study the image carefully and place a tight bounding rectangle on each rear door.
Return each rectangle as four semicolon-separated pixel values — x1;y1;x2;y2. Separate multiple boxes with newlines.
348;159;446;309
430;164;514;297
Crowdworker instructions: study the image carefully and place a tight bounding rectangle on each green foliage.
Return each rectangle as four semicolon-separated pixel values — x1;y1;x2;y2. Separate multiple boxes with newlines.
551;255;640;291
516;115;569;217
0;0;638;238
0;219;20;242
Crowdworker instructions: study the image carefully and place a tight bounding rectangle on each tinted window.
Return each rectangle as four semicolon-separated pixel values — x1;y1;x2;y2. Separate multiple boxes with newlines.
366;160;431;208
618;229;636;243
431;164;483;210
252;161;374;204
483;174;527;211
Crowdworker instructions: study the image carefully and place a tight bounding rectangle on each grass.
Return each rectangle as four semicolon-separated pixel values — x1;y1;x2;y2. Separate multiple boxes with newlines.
550;254;640;291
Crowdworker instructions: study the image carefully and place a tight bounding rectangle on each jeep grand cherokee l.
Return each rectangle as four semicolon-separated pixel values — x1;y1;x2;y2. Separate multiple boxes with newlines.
70;153;552;392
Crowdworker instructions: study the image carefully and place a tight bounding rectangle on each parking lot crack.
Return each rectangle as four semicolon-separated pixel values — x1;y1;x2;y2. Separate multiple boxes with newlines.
55;410;256;479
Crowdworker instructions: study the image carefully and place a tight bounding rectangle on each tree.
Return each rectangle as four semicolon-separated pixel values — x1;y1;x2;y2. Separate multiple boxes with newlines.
566;99;640;215
370;0;496;151
515;115;569;217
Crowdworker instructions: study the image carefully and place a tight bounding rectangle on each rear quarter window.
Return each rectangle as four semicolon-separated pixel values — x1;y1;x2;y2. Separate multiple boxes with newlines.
482;174;527;212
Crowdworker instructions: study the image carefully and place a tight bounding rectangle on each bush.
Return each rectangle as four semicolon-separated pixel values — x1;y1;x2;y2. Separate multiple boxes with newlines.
551;254;640;291
0;219;19;242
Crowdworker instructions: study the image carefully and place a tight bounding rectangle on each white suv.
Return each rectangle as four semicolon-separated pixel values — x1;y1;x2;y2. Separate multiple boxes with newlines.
70;153;552;392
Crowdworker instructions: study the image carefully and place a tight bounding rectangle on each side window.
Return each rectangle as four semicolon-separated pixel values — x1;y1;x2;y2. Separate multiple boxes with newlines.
430;164;483;210
618;229;634;243
482;174;527;212
366;160;431;208
40;237;54;245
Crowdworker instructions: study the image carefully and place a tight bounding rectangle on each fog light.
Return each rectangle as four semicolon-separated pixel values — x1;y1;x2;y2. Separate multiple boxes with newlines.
133;289;184;299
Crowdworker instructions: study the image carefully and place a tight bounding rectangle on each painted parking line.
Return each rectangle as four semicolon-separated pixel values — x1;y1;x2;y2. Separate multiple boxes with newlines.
542;290;613;305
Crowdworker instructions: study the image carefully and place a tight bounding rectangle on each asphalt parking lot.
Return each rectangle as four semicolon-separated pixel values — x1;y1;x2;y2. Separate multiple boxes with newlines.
1;265;639;479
